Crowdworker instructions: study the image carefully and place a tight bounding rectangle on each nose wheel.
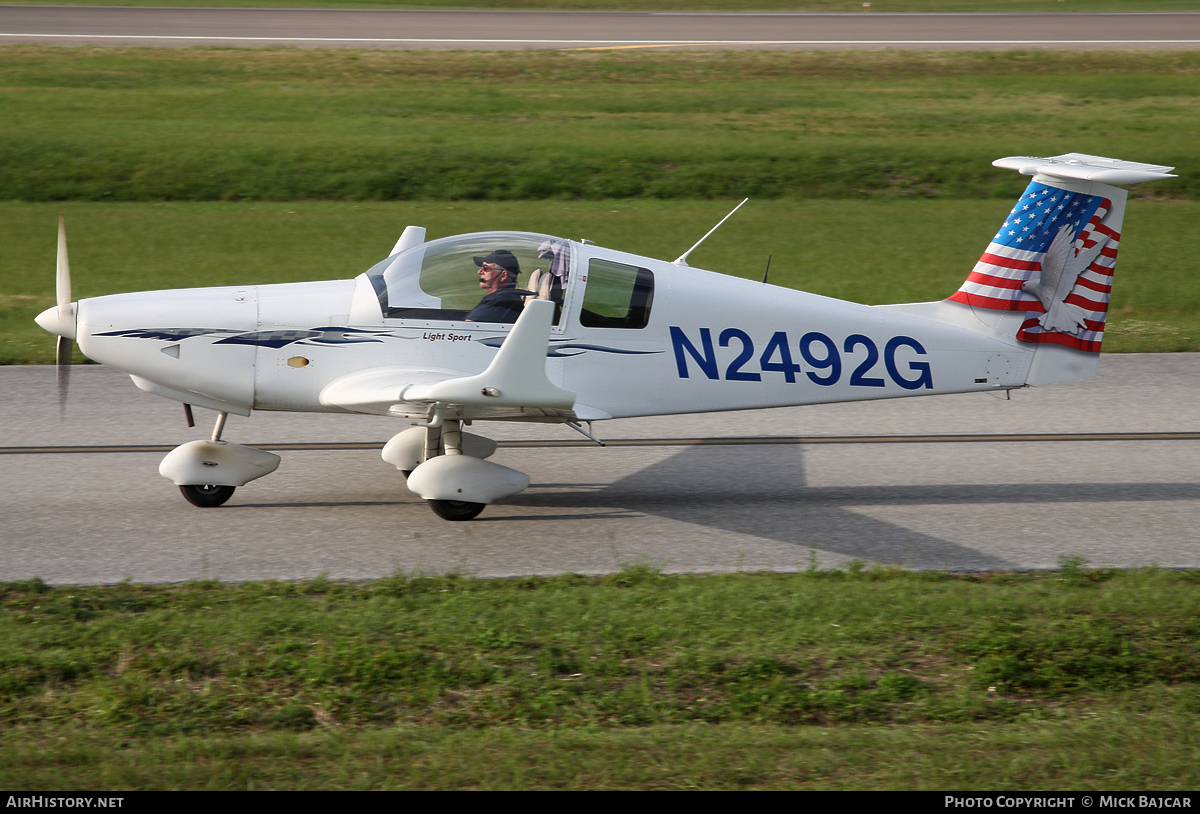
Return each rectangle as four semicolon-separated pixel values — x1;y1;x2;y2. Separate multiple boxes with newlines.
179;484;236;508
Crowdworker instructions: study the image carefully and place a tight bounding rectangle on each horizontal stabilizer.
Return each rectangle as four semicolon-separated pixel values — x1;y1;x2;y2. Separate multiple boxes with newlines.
993;153;1176;185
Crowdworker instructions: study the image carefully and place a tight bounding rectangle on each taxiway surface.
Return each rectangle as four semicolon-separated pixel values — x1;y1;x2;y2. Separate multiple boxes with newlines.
1;7;1199;50
3;355;1198;584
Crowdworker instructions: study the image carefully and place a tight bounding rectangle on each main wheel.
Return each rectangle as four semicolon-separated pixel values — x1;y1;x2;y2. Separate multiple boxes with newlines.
179;484;236;508
427;499;485;521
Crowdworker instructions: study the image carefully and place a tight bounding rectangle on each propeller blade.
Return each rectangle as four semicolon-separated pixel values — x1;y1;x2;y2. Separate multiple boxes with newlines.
54;214;74;416
56;335;73;416
56;213;72;320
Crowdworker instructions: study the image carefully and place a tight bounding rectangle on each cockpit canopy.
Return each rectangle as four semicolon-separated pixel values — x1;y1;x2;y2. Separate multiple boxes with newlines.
369;231;571;324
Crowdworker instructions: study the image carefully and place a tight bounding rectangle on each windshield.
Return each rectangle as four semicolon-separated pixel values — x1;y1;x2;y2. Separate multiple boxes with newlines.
374;231;572;325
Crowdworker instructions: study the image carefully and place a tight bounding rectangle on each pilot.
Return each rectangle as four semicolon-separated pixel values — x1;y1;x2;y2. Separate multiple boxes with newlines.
464;249;528;323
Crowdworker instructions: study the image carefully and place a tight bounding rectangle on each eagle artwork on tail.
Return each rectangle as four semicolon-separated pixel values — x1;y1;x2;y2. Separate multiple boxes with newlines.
1024;222;1111;335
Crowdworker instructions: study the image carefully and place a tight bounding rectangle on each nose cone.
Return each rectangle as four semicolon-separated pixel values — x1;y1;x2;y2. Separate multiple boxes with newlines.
35;303;77;340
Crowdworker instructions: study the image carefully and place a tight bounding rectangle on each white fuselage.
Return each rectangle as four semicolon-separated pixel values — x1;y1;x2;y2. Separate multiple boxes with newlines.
76;239;1040;423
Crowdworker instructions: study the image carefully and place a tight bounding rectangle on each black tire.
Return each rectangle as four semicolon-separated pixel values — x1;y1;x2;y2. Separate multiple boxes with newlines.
427;499;485;521
179;484;236;508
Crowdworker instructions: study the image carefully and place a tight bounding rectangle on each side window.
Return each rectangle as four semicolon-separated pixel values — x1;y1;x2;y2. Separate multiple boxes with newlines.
579;259;654;329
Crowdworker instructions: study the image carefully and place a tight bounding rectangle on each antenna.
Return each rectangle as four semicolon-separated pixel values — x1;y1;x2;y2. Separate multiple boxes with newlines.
673;198;749;266
762;254;772;284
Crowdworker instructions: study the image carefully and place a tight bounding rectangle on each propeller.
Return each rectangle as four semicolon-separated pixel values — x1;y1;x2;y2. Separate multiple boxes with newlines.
55;213;73;411
34;214;77;414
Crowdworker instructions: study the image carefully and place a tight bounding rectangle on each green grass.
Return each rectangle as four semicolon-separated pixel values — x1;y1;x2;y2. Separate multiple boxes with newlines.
4;198;1198;363
1;566;1198;789
4;714;1200;789
1;47;1197;203
2;0;1197;11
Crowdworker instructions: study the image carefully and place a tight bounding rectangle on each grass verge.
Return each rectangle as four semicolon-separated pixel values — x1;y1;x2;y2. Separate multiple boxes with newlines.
1;565;1198;789
1;47;1197;202
5;713;1200;790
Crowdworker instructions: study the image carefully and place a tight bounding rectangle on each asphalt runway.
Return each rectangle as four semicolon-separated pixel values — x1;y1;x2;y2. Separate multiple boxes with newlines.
2;355;1198;584
1;7;1199;50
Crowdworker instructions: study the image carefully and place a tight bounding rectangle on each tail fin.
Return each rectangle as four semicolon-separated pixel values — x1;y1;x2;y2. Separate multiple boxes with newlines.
948;153;1174;383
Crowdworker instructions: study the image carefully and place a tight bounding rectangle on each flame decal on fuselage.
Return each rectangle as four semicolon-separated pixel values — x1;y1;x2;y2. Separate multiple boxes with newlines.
96;327;391;348
95;327;663;357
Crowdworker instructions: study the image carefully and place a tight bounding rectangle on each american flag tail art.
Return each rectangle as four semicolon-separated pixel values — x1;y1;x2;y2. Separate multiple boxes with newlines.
950;153;1175;356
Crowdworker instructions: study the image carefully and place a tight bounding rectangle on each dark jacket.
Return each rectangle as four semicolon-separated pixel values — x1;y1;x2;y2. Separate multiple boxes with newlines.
465;288;527;324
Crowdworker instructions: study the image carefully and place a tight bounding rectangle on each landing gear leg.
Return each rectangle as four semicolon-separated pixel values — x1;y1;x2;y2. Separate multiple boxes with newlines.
423;418;485;521
442;419;462;456
400;418;443;479
211;411;227;442
424;420;443;464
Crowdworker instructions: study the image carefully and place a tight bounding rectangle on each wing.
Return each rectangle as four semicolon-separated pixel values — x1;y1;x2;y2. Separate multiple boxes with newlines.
319;366;471;417
320;300;608;422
